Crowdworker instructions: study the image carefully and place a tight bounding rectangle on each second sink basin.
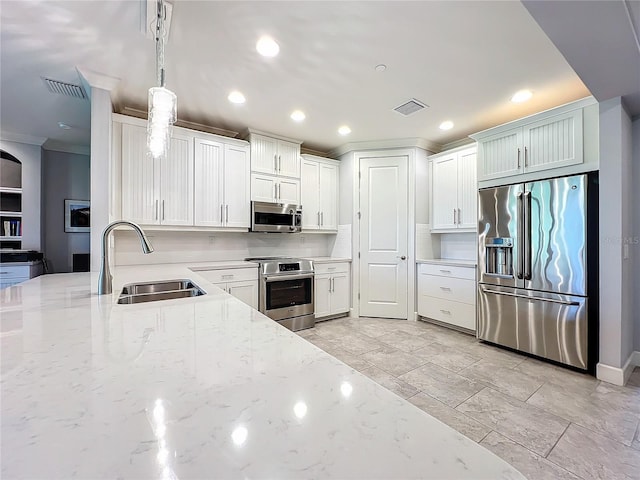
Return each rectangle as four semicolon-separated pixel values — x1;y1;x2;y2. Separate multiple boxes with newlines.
118;279;205;304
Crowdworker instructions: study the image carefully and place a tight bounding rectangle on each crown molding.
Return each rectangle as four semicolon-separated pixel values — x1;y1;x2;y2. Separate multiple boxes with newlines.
76;67;120;92
440;137;476;152
42;140;90;156
0;131;47;146
329;137;440;158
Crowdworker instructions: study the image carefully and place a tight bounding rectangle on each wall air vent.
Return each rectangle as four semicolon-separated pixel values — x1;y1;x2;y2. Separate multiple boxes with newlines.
42;77;87;99
393;98;428;116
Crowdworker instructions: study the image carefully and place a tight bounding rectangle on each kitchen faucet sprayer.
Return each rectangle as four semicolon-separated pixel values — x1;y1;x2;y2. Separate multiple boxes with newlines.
98;220;154;295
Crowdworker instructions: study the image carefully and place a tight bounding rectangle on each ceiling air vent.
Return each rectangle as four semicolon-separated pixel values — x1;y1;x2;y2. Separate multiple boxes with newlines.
393;98;428;116
42;77;87;99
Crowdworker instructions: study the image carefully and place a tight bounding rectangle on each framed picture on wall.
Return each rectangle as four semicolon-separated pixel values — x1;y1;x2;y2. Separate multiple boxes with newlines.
64;199;90;233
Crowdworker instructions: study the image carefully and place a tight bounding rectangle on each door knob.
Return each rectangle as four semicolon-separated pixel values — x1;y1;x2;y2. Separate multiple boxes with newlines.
400;256;407;260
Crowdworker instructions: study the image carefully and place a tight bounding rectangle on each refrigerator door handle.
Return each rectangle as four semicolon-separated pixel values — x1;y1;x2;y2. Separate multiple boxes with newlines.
524;191;532;280
482;288;579;306
516;192;524;279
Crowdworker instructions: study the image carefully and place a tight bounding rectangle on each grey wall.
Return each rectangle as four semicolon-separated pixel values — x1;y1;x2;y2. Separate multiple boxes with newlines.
598;97;634;369
42;150;90;273
0;140;42;250
634;117;640;353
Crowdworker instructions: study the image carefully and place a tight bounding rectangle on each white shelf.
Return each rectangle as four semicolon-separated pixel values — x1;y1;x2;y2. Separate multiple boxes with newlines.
0;211;22;217
0;236;22;241
0;187;22;194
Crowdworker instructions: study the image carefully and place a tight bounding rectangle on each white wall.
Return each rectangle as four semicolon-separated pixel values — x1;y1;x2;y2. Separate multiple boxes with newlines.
633;117;640;353
598;97;634;377
42;150;90;273
0;140;42;250
114;230;333;265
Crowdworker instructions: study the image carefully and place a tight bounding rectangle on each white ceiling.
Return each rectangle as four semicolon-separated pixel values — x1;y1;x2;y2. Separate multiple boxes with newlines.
1;0;593;153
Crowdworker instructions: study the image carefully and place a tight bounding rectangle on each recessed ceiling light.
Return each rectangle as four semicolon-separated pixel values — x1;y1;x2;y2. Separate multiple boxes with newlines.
256;36;279;57
58;122;71;129
290;110;305;122
375;64;387;72
228;91;246;104
511;89;533;103
439;121;454;130
338;125;351;135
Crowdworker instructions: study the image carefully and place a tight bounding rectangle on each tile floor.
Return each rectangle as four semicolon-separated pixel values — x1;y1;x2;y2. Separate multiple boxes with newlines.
296;317;640;480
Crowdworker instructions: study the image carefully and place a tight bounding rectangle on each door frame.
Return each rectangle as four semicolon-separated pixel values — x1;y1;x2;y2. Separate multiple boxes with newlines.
350;148;419;320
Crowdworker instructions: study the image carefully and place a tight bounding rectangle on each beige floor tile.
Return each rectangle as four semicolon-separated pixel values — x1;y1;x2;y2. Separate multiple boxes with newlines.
458;342;527;368
407;392;491;442
398;362;485;408
548;423;640;480
376;330;433;352
313;321;357;341
412;342;482;372
633;423;640;451
527;382;639;446
328;332;385;355
513;357;600;395
458;358;545;401
480;431;581;480
359;346;428;376
326;349;372;372
418;325;478;348
456;387;569;457
590;381;640;416
359;366;419;399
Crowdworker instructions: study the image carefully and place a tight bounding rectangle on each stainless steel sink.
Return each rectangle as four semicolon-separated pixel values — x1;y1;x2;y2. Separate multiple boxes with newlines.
117;279;205;304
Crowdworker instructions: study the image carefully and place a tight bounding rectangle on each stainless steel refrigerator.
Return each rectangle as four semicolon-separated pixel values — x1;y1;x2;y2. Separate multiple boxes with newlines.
477;173;598;371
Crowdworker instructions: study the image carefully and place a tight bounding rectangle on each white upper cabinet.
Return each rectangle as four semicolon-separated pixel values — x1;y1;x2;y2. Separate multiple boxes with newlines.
117;115;250;230
250;173;300;204
194;139;250;229
430;146;477;232
248;131;301;178
300;154;338;232
474;105;584;182
120;123;193;226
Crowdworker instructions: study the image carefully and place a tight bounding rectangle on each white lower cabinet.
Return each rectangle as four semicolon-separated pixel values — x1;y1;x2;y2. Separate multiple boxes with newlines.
0;262;44;289
314;262;350;319
194;267;258;310
417;262;476;332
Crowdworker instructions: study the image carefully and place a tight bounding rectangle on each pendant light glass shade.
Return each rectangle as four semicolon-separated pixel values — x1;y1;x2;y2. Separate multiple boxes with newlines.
147;86;176;159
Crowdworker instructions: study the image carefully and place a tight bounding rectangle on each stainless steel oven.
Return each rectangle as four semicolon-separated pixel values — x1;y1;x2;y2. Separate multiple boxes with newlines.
246;257;315;331
250;201;302;233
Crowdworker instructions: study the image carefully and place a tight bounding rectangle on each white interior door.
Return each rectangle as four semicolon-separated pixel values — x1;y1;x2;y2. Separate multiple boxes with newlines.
359;156;408;319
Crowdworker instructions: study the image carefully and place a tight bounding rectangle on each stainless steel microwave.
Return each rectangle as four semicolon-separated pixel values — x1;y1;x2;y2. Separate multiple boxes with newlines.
250;201;302;233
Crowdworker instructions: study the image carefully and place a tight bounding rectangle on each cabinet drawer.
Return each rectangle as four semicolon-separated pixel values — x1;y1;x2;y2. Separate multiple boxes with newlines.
195;267;258;284
419;275;475;304
0;265;30;280
418;263;475;280
418;296;476;331
314;262;350;275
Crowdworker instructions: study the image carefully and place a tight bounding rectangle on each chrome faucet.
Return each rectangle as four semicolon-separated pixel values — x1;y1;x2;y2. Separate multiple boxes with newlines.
98;220;154;295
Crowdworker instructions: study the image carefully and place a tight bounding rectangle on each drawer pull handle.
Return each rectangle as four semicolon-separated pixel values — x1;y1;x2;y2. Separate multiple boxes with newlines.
440;269;452;274
440;309;452;315
328;267;336;270
221;275;234;280
439;286;451;291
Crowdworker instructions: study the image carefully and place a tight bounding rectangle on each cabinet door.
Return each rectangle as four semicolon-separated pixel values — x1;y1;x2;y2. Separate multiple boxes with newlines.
431;154;458;230
250;134;278;175
456;149;477;231
251;173;277;203
330;272;350;315
319;162;338;231
223;144;250;228
194;138;223;227
300;159;320;229
276;140;300;178
160;133;194;225
227;280;258;309
477;129;522;181
121;123;158;224
523;109;583;173
314;275;331;318
277;178;300;204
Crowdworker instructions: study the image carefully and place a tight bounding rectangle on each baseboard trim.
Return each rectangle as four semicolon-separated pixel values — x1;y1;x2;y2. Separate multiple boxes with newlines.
597;351;638;386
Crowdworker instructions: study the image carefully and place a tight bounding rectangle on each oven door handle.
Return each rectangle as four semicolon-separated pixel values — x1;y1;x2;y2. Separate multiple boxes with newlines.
264;273;314;282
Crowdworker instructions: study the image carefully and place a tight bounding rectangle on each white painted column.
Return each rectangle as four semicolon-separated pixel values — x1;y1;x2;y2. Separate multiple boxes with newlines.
597;97;635;385
77;68;120;273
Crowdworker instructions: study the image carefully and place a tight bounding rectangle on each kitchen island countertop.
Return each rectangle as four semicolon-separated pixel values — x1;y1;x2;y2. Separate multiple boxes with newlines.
0;263;523;479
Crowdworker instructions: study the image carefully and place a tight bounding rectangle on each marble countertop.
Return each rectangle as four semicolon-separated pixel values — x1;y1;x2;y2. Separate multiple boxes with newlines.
304;256;352;264
417;258;477;267
0;263;522;479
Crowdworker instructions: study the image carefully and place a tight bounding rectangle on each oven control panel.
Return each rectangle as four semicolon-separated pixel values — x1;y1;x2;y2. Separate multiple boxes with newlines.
279;263;300;272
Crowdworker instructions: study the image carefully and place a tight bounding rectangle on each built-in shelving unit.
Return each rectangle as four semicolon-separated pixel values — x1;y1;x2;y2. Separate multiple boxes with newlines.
0;152;23;249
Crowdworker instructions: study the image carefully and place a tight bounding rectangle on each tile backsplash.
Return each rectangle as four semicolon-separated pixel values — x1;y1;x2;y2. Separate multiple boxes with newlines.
114;230;334;265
